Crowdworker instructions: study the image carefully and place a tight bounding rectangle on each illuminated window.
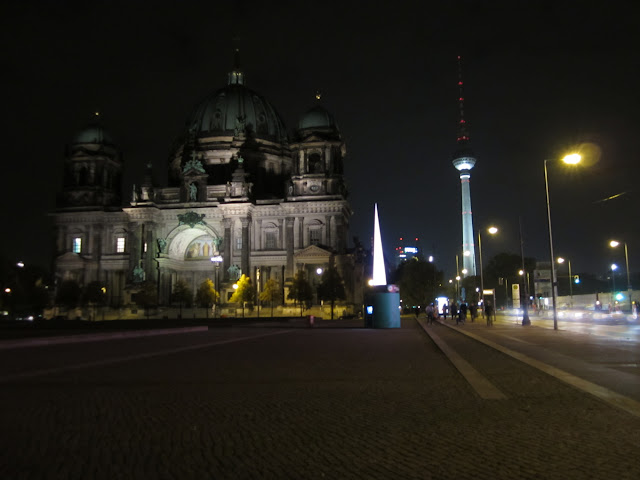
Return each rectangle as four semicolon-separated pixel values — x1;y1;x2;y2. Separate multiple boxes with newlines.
265;231;277;249
72;237;82;253
309;228;321;246
116;237;126;253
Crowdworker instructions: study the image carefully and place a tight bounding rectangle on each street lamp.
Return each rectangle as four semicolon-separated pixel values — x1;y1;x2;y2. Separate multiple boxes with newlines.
609;240;631;312
557;257;573;308
610;263;618;309
210;255;223;318
544;152;582;330
478;226;498;314
256;267;261;318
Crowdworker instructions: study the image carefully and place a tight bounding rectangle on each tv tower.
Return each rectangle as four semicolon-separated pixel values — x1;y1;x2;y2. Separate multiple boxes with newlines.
452;56;477;276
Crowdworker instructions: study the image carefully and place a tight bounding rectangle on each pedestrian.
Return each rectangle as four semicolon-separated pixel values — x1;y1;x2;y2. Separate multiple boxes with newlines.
460;302;468;323
442;303;448;319
485;302;494;326
451;302;458;323
469;303;477;322
426;303;436;325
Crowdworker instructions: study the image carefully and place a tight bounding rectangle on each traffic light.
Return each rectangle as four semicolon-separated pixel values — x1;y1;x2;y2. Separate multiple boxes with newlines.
573;275;580;284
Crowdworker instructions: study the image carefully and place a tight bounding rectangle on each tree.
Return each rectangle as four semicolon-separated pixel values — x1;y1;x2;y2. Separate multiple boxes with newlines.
259;278;282;318
288;271;313;317
317;266;346;320
135;281;158;319
484;252;536;308
195;278;219;318
172;279;193;317
55;279;82;311
83;281;106;321
394;257;439;310
229;274;254;317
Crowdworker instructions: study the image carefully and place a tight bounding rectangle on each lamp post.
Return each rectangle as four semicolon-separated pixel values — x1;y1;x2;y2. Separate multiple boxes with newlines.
517;217;531;325
256;268;261;318
210;255;223;318
478;226;498;314
455;254;459;300
557;257;573;308
610;263;618;310
428;255;436;302
609;240;631;312
544;153;581;330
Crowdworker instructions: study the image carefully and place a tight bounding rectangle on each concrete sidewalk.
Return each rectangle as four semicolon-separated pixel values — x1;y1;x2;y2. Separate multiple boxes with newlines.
431;313;640;416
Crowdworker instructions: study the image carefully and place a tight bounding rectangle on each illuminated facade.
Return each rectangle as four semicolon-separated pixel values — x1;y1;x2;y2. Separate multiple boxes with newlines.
52;55;357;308
452;57;477;276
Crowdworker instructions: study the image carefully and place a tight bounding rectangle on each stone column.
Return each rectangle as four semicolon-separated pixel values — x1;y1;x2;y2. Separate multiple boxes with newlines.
223;218;232;281
285;217;294;278
335;217;344;253
241;217;250;277
88;224;95;258
325;215;332;247
278;218;284;249
298;217;304;248
128;223;142;280
144;223;155;278
56;225;66;254
158;268;171;305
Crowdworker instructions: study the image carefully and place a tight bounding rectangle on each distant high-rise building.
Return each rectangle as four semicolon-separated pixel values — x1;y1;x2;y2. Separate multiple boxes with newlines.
394;237;420;265
451;56;477;276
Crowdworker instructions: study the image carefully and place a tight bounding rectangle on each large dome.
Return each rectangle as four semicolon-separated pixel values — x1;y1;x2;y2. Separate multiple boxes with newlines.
72;124;114;145
298;105;338;131
186;83;287;143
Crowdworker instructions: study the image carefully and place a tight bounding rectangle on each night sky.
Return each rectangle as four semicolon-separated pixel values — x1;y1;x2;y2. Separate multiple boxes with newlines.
1;1;638;279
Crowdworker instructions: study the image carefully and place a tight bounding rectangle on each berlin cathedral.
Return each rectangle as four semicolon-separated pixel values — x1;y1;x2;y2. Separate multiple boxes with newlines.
52;55;360;312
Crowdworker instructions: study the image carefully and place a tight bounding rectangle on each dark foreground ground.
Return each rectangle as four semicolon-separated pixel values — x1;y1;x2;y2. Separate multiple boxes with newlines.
0;315;639;479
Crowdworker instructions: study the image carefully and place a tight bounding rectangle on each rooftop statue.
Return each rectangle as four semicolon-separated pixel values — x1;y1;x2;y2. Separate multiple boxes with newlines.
183;152;205;174
234;115;246;136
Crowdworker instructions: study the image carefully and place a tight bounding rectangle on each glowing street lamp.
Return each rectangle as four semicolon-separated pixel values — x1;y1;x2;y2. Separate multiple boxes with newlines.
211;255;223;318
609;240;632;311
478;226;498;313
544;152;582;330
557;257;573;308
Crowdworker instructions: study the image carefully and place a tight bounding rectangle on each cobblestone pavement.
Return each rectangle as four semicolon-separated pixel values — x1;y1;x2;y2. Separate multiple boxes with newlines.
1;317;639;479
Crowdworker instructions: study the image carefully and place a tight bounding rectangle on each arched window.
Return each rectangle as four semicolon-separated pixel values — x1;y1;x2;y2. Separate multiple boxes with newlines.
263;222;278;250
308;153;323;173
307;220;323;246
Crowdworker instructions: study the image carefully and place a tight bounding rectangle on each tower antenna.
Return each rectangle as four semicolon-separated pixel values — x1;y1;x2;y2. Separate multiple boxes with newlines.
457;55;469;143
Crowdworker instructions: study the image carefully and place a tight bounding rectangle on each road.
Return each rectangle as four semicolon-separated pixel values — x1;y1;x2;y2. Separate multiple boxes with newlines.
499;309;640;341
0;317;639;479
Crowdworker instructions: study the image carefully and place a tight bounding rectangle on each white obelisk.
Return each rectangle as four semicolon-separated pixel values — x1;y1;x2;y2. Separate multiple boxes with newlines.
372;203;387;286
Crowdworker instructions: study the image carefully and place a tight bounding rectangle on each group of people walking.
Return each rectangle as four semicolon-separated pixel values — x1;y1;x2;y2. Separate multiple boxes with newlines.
418;300;495;326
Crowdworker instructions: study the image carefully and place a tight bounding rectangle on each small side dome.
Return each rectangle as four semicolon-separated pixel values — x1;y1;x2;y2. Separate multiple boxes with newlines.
72;125;114;145
298;105;338;131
